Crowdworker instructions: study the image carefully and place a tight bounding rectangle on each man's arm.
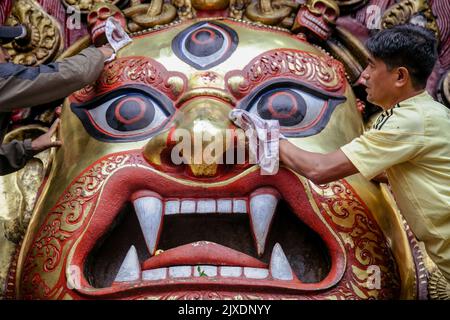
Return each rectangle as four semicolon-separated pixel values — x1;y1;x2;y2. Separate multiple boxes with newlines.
0;119;61;176
279;140;359;184
0;46;113;110
0;139;33;175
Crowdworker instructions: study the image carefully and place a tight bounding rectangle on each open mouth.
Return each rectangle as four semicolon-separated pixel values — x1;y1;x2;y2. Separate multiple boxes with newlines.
85;188;331;288
69;164;346;297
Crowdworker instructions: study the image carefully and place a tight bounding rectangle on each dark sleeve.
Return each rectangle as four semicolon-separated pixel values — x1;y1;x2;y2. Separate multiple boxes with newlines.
0;139;34;175
0;47;105;110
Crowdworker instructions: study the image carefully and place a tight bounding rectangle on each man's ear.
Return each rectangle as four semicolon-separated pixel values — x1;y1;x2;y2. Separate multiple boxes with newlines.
395;67;410;87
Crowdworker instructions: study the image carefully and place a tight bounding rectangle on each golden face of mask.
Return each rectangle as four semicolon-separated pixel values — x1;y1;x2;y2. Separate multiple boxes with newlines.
13;19;416;300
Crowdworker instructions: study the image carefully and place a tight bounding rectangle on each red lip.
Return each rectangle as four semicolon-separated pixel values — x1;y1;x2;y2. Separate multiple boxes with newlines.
65;151;346;298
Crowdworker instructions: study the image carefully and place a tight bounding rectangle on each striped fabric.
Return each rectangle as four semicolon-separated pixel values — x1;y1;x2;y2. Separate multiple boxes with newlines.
355;0;395;27
430;0;450;69
0;0;13;25
36;0;88;48
372;104;397;130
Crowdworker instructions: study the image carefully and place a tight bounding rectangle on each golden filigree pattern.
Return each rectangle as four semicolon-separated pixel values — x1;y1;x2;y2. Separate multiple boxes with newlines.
4;0;63;66
61;0;120;14
21;154;139;298
17;155;399;299
309;180;401;299
137;291;301;300
71;57;187;103
226;49;346;99
381;0;439;40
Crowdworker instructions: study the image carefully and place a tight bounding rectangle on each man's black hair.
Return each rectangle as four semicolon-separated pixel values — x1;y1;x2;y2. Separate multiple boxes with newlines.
366;24;438;89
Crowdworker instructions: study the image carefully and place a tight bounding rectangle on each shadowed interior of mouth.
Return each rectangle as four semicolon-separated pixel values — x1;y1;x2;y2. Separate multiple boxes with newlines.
85;200;331;288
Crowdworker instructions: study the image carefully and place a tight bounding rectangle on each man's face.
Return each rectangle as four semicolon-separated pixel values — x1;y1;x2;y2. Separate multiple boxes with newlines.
361;57;398;109
0;46;10;63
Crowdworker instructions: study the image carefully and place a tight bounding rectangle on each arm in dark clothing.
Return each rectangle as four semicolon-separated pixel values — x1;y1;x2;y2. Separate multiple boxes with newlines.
0;139;34;175
0;47;105;110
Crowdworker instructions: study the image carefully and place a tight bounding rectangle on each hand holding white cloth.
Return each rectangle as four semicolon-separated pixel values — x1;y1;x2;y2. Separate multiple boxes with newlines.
229;109;284;175
104;17;132;62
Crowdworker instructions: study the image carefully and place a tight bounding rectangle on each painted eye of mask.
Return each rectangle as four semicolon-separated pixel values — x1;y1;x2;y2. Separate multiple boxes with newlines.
241;80;346;137
71;86;174;142
172;21;239;70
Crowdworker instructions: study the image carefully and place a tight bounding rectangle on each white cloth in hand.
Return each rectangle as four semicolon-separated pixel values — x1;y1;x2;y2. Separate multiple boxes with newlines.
104;17;132;62
229;109;282;175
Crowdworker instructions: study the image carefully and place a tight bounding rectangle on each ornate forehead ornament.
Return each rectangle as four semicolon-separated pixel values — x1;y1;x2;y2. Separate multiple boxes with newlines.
84;0;302;34
61;0;125;15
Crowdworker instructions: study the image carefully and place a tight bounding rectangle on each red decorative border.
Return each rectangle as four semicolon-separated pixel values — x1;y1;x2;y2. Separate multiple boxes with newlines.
71;57;188;103
309;181;401;299
225;49;347;100
12;152;401;300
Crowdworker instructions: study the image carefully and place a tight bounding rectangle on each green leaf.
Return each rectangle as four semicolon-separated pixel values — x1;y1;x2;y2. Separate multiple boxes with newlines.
197;266;207;277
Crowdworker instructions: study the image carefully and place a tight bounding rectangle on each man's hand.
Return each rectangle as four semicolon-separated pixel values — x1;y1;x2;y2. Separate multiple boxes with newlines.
31;119;62;154
98;44;114;61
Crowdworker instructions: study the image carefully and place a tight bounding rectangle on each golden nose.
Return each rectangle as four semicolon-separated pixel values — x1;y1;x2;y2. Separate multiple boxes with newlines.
143;98;234;177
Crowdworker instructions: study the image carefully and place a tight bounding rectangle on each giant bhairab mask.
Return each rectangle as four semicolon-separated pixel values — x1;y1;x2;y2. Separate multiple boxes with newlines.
8;14;423;299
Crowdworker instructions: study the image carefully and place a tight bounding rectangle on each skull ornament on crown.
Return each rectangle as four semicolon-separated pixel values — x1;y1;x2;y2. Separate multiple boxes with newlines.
1;0;428;300
293;0;340;40
87;3;127;46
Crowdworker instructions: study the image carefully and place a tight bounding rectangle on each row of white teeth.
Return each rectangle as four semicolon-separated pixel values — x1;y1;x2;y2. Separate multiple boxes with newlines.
132;188;281;258
303;15;328;34
114;243;295;283
304;13;329;30
304;21;327;37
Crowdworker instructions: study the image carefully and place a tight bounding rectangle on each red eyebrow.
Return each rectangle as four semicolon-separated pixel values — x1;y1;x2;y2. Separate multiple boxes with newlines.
224;49;346;101
70;57;187;105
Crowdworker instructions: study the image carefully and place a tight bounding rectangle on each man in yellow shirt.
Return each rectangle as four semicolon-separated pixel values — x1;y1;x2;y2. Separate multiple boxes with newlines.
279;24;450;284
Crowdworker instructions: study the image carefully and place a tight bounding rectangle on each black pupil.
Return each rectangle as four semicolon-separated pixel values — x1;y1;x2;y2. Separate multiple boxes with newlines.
196;31;212;41
106;95;155;131
185;27;224;57
257;89;307;127
271;95;293;113
120;101;141;119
